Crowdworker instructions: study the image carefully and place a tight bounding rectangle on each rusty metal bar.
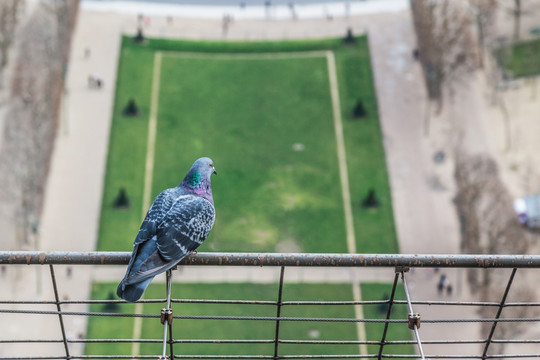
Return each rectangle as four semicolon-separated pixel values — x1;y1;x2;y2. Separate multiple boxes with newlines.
4;355;540;360
482;268;518;360
4;298;540;307
3;252;540;268
2;355;540;360
48;265;70;359
3;337;515;345
377;272;400;360
5;337;540;346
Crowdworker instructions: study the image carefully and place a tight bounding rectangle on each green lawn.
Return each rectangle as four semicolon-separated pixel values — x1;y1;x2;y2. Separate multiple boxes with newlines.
85;283;137;356
97;36;397;254
502;38;540;77
85;282;413;357
91;35;403;357
361;282;414;356
96;44;155;251
155;54;346;253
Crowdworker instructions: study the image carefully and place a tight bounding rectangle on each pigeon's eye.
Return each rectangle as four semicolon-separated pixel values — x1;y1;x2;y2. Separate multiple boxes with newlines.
209;163;213;168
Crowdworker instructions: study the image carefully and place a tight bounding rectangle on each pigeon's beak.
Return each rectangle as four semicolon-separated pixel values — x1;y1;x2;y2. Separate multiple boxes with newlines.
213;167;217;175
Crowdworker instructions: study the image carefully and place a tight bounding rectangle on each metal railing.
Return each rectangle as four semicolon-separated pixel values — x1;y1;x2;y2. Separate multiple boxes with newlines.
1;251;540;360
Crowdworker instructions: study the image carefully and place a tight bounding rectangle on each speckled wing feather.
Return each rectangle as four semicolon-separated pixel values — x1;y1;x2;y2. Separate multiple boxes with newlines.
133;188;179;246
156;195;215;261
120;189;177;283
123;194;215;285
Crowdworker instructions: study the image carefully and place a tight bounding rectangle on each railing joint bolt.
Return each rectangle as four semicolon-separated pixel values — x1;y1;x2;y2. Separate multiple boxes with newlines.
161;308;173;325
395;266;409;273
408;312;421;330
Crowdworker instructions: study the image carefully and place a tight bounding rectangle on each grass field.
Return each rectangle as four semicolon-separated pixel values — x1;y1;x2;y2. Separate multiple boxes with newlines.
361;283;412;355
85;282;413;357
502;38;540;77
91;35;406;357
97;35;397;254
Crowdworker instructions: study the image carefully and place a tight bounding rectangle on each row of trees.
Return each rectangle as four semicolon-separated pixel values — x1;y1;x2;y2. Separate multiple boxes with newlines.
410;0;499;135
0;1;24;83
411;0;531;130
0;0;79;248
454;153;535;350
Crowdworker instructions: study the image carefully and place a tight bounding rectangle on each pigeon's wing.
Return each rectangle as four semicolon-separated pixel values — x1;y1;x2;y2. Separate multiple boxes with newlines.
121;193;215;286
156;194;216;262
133;188;176;246
122;239;177;286
121;188;176;283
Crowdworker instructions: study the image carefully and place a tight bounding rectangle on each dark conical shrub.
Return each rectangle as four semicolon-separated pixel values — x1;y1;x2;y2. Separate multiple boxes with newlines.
133;27;145;43
362;188;379;209
113;187;130;209
103;291;120;312
377;293;390;314
352;99;367;119
344;27;356;44
123;98;140;116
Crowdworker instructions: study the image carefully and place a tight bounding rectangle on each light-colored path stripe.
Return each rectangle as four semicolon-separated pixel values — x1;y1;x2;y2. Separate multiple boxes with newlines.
131;51;163;358
326;50;366;356
325;51;356;254
353;283;368;356
162;50;328;60
130;302;143;359
142;51;163;215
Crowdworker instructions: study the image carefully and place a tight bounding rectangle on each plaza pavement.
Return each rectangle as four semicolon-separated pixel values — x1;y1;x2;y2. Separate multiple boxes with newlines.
0;3;492;358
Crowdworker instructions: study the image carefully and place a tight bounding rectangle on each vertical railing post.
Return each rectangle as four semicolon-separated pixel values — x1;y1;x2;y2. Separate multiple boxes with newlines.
273;266;285;360
482;268;517;359
49;264;70;359
159;268;174;360
377;271;400;360
401;270;425;360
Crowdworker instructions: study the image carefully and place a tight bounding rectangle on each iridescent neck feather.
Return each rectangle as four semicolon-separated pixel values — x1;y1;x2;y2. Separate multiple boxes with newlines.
181;169;213;203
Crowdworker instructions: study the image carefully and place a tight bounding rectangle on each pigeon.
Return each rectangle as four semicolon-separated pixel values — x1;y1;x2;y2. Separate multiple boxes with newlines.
117;157;217;302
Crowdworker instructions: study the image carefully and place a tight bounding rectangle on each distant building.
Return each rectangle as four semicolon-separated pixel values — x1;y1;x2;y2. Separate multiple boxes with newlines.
514;195;540;228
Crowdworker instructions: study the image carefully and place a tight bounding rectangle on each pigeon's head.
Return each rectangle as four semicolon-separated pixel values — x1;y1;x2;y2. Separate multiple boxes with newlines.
193;157;217;177
181;157;217;200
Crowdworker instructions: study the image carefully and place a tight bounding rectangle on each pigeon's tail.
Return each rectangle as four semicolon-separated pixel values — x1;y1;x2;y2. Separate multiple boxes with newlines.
116;277;153;303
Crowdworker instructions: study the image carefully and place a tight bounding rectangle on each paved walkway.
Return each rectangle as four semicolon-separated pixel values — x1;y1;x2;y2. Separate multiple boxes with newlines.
0;4;484;358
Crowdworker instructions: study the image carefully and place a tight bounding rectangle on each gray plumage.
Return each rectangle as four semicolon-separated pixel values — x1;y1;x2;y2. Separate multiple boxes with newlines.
117;157;217;302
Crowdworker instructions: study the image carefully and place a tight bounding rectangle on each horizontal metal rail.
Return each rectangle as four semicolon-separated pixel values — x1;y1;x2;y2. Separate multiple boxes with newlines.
3;307;540;323
2;251;540;267
4;338;535;346
2;298;539;308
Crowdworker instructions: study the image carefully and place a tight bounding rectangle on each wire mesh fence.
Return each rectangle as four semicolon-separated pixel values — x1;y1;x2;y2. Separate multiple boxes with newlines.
1;252;540;360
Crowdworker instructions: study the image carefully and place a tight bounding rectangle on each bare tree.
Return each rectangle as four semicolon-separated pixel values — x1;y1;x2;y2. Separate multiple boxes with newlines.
454;153;529;291
478;283;539;354
410;0;481;136
0;0;79;248
0;0;24;86
41;0;80;70
513;0;522;41
468;0;498;67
